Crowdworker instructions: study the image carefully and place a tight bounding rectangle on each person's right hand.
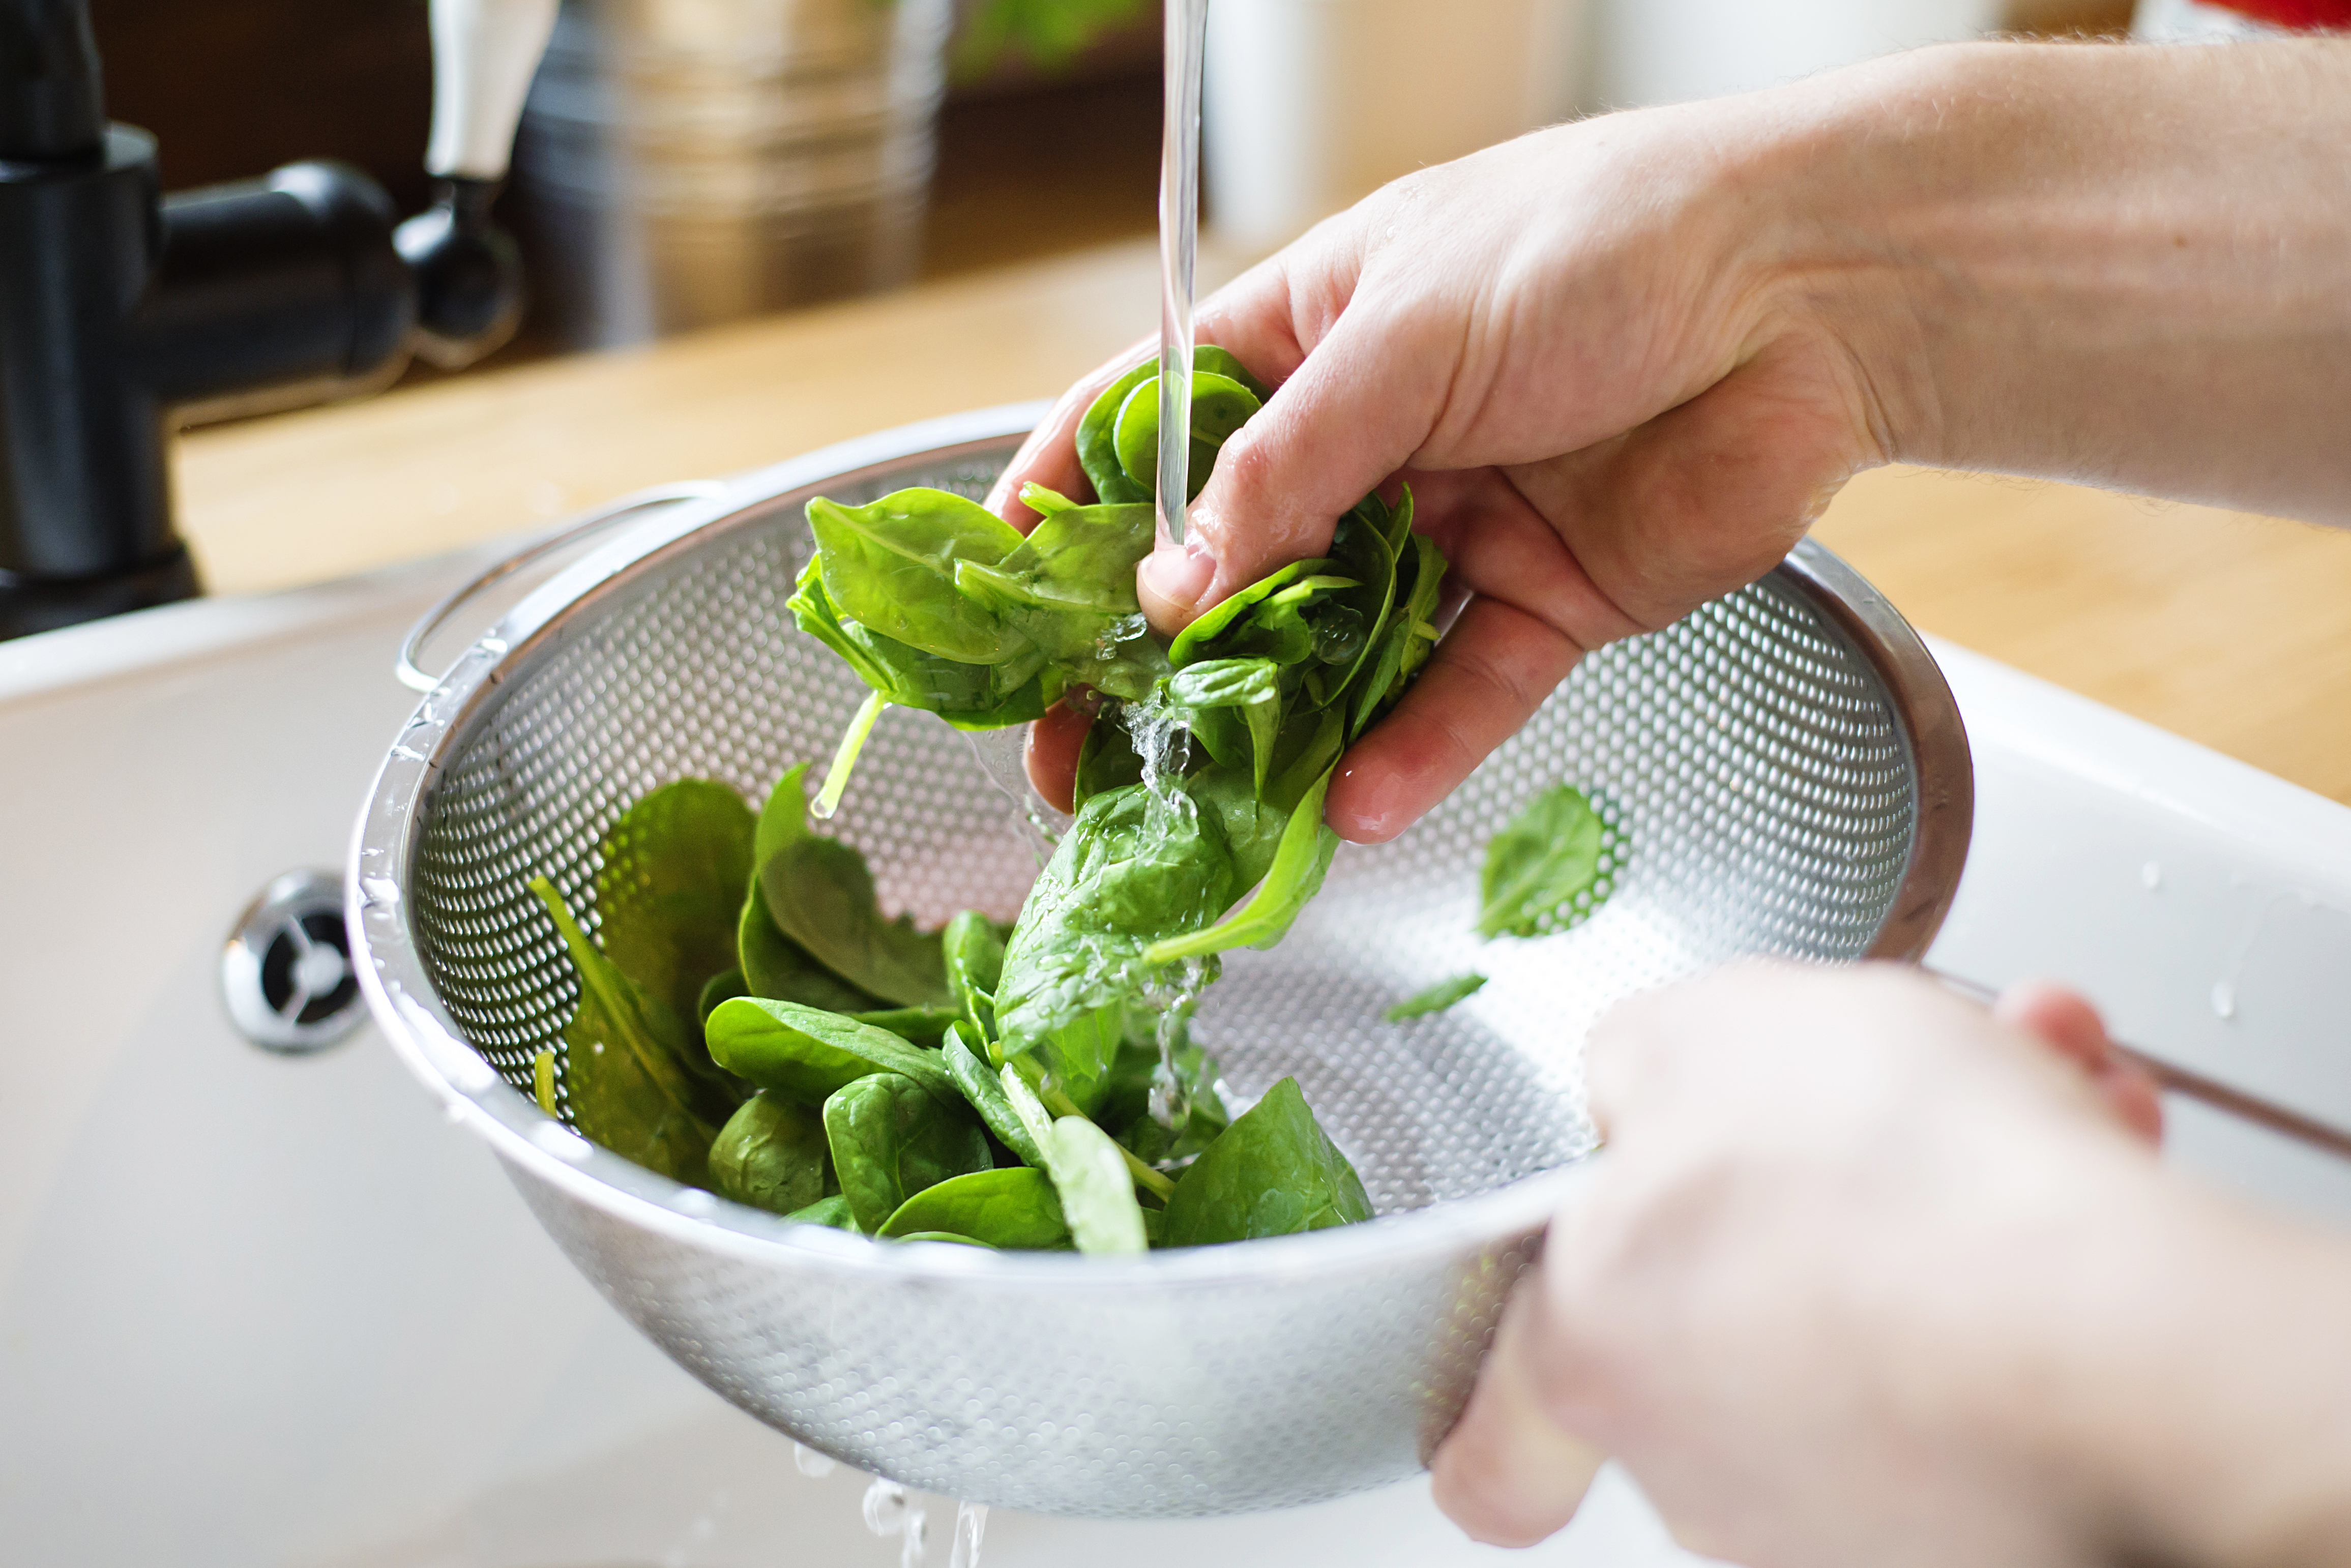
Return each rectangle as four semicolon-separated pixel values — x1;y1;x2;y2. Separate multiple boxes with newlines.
992;94;1888;835
993;37;2351;837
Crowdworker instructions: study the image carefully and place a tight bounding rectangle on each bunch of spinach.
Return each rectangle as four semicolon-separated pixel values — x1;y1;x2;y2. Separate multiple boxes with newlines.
793;347;1446;1115
531;764;1368;1251
524;342;1436;1251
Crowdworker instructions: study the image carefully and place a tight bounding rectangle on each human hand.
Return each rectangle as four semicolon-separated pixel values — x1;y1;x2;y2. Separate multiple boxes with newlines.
994;97;1882;827
1430;963;2183;1565
1000;38;2351;832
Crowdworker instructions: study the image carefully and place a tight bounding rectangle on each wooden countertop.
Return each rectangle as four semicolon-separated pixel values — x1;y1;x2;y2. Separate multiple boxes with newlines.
178;240;2351;807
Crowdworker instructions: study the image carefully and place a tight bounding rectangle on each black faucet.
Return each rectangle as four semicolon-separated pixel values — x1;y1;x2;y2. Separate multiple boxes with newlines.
0;0;556;640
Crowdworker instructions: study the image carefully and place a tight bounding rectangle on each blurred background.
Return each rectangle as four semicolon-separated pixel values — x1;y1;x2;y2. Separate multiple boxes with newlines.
89;0;2147;386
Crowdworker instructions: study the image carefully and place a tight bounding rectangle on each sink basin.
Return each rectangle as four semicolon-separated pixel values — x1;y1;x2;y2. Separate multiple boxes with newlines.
3;515;2346;1567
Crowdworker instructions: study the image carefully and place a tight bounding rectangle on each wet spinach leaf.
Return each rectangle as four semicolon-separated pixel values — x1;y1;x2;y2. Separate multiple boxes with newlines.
824;1072;992;1233
532;877;723;1186
1479;785;1612;939
710;1093;833;1216
705;996;960;1107
878;1166;1072;1249
1144;768;1339;963
993;779;1238;1112
849;1006;961;1047
1383;972;1488;1022
1160;1077;1373;1247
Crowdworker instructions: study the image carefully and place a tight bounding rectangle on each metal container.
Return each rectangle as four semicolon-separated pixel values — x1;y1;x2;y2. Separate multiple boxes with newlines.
513;0;953;345
352;404;1972;1518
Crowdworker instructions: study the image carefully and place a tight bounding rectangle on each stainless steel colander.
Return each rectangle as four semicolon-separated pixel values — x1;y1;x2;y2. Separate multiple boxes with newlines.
351;404;1972;1520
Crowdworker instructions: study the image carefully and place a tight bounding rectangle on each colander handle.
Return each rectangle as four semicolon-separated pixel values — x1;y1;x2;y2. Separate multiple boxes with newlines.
395;481;728;692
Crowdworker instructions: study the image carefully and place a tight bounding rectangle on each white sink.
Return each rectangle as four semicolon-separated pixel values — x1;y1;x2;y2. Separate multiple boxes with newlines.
3;538;2346;1568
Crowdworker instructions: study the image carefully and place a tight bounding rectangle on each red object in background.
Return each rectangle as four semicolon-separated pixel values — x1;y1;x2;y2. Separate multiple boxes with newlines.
2213;0;2351;25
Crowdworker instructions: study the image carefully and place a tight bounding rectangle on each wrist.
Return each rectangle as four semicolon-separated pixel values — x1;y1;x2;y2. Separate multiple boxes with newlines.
1726;37;2351;518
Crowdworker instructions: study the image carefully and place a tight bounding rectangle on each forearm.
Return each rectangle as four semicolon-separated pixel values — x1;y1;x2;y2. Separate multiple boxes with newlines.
1756;39;2351;523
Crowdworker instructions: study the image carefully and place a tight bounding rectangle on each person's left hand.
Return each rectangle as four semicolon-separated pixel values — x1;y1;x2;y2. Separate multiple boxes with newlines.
1429;963;2168;1565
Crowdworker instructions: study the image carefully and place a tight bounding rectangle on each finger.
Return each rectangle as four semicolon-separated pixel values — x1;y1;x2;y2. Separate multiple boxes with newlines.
1174;301;1455;621
1326;596;1580;843
1993;980;2165;1146
1430;1269;1609;1548
1022;698;1093;816
1991;980;2110;1077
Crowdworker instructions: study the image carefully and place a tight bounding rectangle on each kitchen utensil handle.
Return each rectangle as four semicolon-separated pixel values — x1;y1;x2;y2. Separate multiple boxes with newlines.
395;481;726;693
1926;967;2351;1163
425;0;561;181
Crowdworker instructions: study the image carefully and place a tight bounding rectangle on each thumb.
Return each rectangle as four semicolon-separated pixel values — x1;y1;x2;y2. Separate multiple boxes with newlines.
1138;310;1443;633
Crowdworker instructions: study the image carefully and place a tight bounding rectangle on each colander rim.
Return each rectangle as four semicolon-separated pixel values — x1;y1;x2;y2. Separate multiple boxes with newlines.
350;401;1970;1288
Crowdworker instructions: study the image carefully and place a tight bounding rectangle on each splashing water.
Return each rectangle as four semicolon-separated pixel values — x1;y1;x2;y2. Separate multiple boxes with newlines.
793;1442;838;1478
900;1504;929;1567
862;1478;910;1536
949;1502;989;1568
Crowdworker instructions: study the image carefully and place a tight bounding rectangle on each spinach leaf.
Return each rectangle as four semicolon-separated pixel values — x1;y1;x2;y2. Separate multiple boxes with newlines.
1160;1077;1373;1247
1110;370;1262;501
942;908;1007;1048
1144;768;1340;963
993;780;1238;1111
697;967;750;1025
897;1232;994;1247
531;877;723;1186
944;1025;1045;1167
1041;1116;1149;1255
1076;346;1269;506
1479;785;1612;939
787;554;1051;728
849;1006;961;1047
1383;972;1489;1022
752;766;952;1008
705;996;960;1107
784;1194;858;1231
593;779;757;1026
737;882;886;1013
805;488;1030;664
1164;658;1283;794
878;1166;1072;1249
710;1093;833;1216
532;1049;558;1116
823;1072;992;1233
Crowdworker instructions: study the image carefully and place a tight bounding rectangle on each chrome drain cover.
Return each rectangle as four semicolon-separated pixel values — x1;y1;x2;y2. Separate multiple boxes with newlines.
222;871;365;1053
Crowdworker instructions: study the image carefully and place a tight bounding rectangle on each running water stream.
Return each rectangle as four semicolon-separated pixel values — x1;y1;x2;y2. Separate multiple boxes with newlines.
1156;0;1211;548
830;14;1215;1566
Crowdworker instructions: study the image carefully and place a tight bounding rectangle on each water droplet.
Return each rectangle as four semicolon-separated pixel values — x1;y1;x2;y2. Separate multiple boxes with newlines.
2141;861;2162;892
862;1478;909;1536
442;1102;468;1127
948;1502;989;1568
2211;980;2237;1020
900;1506;929;1567
792;1442;836;1478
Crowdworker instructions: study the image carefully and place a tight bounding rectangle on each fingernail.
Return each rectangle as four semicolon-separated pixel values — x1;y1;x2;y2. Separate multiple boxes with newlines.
1138;544;1216;620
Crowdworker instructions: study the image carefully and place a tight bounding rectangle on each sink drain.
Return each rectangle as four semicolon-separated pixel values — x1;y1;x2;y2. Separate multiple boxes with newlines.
222;871;366;1053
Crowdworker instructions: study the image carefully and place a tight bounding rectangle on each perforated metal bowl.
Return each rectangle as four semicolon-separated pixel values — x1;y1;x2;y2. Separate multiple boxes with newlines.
351;404;1972;1519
